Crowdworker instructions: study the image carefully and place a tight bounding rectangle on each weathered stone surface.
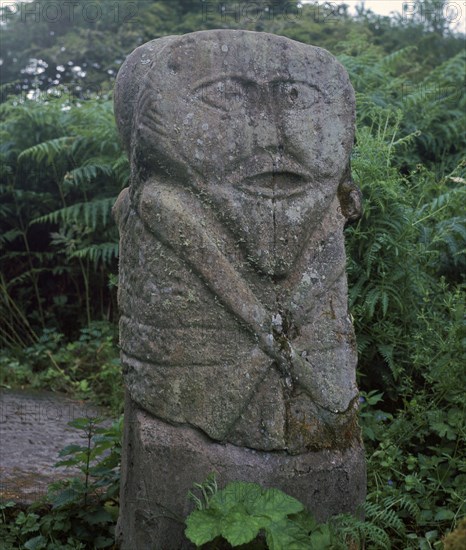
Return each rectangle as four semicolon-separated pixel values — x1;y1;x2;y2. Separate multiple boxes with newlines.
114;28;365;547
116;393;366;550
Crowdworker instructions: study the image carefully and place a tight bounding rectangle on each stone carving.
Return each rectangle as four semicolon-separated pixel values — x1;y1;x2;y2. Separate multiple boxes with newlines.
114;29;365;546
114;29;362;454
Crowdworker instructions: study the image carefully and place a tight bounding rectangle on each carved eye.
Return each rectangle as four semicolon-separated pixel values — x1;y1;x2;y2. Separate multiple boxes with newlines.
195;78;250;111
273;81;320;110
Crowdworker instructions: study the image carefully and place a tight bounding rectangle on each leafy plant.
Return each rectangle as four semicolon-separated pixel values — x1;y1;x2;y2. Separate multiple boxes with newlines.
185;478;341;549
0;416;122;549
0;322;123;413
0;95;127;342
185;474;445;549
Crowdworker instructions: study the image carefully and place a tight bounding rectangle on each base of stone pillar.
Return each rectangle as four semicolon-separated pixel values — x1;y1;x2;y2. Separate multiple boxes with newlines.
116;393;366;550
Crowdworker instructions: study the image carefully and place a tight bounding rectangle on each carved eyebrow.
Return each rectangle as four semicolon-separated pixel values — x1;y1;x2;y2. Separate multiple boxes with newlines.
269;78;322;90
192;75;257;90
193;76;322;91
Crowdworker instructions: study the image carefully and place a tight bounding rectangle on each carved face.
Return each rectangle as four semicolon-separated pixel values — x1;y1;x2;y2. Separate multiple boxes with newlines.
134;31;355;276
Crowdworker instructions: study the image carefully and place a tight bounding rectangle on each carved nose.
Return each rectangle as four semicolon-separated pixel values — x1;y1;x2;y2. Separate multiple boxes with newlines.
253;112;284;156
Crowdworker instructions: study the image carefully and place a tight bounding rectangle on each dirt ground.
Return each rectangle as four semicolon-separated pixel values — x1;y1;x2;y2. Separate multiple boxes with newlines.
0;389;104;504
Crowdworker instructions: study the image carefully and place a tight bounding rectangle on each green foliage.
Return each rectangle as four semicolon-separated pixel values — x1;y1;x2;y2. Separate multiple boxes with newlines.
188;472;219;511
0;416;122;549
0;322;123;413
185;475;442;549
337;35;466;172
347;116;426;396
345;97;465;546
0;96;127;341
185;478;343;549
359;375;465;547
332;30;466;548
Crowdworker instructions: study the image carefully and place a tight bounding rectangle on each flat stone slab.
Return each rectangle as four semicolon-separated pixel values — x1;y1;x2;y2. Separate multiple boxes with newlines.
0;389;102;504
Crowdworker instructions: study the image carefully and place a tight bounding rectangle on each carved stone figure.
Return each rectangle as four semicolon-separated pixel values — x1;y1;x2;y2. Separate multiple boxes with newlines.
114;30;365;548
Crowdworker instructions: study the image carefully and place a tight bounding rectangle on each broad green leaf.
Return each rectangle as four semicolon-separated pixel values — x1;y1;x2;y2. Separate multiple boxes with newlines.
54;458;83;467
434;508;455;521
50;487;82;509
265;518;311;550
84;507;113;525
221;510;262;546
15;512;40;533
24;536;47;550
309;527;334;549
185;509;222;545
250;488;304;521
57;444;87;456
419;509;434;524
68;417;94;430
210;482;262;514
425;530;439;541
93;536;115;548
289;511;318;534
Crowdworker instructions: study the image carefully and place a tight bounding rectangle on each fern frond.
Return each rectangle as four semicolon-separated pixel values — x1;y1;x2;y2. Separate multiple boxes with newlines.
32;197;117;230
6;268;53;289
375;47;416;74
0;228;23;246
377;344;395;373
334;513;392;549
382;495;420;519
113;155;130;187
65;163;114;187
70;242;119;268
18;137;74;165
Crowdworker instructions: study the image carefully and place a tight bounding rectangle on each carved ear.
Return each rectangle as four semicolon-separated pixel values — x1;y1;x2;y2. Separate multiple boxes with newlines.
114;36;179;153
337;176;362;223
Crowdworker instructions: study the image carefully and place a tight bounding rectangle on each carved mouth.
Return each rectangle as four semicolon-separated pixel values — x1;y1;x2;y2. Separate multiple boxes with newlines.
237;171;309;199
